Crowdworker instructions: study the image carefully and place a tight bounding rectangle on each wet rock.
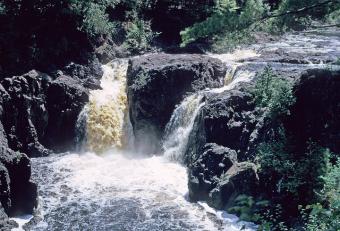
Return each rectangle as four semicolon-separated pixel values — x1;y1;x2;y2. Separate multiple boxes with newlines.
285;68;340;153
209;162;258;209
185;82;271;164
127;53;226;153
0;205;17;231
186;68;340;212
188;143;258;209
0;146;37;216
188;143;237;202
44;75;89;152
60;61;103;90
0;70;51;157
95;42;129;64
0;62;101;156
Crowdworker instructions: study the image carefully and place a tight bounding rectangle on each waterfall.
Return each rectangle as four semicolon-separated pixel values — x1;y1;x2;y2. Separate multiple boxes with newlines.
162;51;258;163
162;94;205;162
77;60;133;153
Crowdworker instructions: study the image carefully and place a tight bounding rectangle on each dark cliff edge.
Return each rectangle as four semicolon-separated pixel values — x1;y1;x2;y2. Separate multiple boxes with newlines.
187;69;340;210
0;60;102;225
126;50;340;227
127;53;227;154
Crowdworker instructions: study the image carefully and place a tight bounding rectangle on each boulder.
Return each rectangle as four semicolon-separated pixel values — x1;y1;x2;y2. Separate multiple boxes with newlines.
285;69;340;153
0;71;51;157
188;143;258;209
0;205;17;231
127;53;226;153
188;143;237;202
0;146;37;216
59;60;103;90
209;162;258;209
44;75;89;152
185;82;270;164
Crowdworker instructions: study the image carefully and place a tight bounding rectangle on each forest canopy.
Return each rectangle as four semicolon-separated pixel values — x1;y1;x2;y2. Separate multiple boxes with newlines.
0;0;339;75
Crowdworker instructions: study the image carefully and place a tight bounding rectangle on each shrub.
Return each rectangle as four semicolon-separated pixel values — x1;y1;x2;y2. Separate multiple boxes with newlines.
253;66;296;118
258;139;330;199
270;0;340;31
302;157;340;231
326;8;340;24
180;0;267;47
123;19;157;52
0;2;5;15
82;3;117;36
70;0;120;37
228;194;290;231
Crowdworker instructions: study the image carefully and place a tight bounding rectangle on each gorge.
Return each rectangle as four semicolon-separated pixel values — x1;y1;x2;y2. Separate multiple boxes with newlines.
0;27;339;231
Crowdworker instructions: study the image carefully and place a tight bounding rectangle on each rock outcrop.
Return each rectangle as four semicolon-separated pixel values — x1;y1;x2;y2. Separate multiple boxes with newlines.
0;206;16;231
127;53;226;153
44;75;89;152
0;61;102;156
0;70;51;157
0;61;102;221
285;69;340;154
186;68;340;211
0;117;37;218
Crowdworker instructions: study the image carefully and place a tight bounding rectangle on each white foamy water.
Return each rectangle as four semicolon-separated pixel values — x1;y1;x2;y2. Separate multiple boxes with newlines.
163;94;205;162
10;215;33;231
29;152;255;231
208;49;260;63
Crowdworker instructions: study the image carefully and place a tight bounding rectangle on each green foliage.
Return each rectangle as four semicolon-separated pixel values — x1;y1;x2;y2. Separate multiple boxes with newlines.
258;139;330;199
82;3;117;36
123;19;157;52
180;0;267;47
253;66;296;118
228;195;290;231
270;0;340;31
0;2;5;15
326;8;340;24
228;195;268;222
301;157;340;231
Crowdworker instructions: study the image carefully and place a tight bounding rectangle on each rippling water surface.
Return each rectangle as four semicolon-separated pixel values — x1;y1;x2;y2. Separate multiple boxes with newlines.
29;152;255;231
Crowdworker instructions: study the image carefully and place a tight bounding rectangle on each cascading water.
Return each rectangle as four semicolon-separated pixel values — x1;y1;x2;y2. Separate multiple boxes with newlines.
161;50;259;164
77;60;133;153
16;29;338;231
27;59;256;231
162;94;205;162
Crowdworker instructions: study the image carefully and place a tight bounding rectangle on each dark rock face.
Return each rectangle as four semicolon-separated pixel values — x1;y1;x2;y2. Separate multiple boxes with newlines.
0;61;101;220
127;53;226;153
186;68;340;211
185;83;270;165
285;69;340;154
0;119;37;217
0;61;102;156
189;143;258;209
0;147;37;216
44;75;89;152
0;70;51;157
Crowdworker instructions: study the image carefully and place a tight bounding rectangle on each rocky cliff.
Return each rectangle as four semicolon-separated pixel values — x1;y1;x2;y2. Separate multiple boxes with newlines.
127;53;226;154
0;61;102;224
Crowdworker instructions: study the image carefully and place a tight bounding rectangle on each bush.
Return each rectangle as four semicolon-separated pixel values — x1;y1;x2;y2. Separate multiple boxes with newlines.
253;66;296;118
180;0;267;47
325;8;340;24
0;2;5;15
302;157;340;231
258;138;330;198
269;0;340;31
228;194;290;231
123;19;157;52
82;3;117;36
